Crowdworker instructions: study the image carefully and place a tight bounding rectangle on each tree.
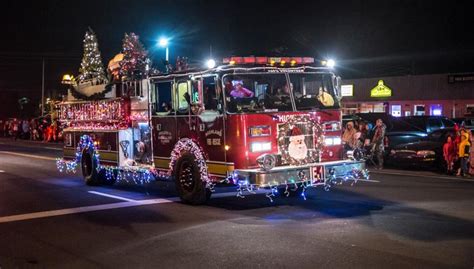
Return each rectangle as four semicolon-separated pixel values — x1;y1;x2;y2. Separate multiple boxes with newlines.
120;33;151;79
77;28;107;84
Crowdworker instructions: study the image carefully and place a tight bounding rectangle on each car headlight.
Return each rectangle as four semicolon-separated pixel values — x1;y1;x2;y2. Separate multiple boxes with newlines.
251;142;272;152
416;150;435;156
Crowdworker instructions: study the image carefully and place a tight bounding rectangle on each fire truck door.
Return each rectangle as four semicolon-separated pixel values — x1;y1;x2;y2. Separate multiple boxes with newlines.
152;80;177;168
192;76;227;164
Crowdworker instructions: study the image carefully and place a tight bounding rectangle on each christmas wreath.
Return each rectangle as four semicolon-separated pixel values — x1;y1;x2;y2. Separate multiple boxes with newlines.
277;115;324;165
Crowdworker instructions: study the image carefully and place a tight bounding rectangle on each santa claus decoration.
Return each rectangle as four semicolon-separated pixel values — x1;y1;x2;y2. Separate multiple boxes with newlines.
288;126;308;160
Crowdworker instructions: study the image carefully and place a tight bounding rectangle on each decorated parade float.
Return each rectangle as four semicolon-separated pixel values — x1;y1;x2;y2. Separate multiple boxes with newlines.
56;29;368;204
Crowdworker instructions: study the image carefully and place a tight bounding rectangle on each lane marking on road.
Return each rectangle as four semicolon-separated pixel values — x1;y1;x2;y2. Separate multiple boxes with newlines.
88;191;138;202
357;179;380;183
371;170;474;182
44;147;62;151
0;151;56;161
0;197;181;224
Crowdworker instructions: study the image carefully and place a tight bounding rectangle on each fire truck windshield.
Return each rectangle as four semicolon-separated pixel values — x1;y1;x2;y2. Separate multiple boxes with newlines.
223;72;339;113
224;73;293;113
289;73;340;110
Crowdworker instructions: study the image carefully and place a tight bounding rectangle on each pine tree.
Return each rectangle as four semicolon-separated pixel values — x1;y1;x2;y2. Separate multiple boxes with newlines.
77;28;107;83
120;33;151;79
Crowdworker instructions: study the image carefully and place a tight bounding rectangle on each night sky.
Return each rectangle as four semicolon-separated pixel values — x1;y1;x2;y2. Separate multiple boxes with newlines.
1;0;474;116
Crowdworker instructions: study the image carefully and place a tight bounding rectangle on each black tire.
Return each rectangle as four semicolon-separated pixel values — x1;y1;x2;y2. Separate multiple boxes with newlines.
173;152;210;205
81;147;101;186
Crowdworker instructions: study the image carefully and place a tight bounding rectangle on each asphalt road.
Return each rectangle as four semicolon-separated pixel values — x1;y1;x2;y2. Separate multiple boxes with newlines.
0;138;473;269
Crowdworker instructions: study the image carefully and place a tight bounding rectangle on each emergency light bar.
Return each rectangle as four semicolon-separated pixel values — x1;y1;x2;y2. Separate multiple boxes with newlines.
222;56;315;66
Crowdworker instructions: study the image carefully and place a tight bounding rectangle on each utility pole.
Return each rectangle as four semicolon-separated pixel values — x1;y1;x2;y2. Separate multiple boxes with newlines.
41;59;45;116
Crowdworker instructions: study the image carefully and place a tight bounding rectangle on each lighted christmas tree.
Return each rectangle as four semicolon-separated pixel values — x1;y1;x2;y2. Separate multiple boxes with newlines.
77;28;107;84
119;33;151;79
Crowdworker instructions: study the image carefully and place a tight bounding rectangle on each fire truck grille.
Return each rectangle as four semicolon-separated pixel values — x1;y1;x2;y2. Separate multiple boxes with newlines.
277;122;315;155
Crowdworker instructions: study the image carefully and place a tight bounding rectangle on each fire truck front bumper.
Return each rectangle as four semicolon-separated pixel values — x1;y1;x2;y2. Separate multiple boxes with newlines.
232;160;368;187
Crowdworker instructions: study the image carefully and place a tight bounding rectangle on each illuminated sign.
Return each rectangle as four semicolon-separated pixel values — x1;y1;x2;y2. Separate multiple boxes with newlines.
370;80;392;97
341;85;353;97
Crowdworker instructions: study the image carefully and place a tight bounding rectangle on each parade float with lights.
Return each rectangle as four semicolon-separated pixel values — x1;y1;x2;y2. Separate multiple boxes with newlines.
56;29;368;204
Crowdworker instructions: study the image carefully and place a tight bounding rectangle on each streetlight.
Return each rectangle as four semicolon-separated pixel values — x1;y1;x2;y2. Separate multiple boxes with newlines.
158;37;169;62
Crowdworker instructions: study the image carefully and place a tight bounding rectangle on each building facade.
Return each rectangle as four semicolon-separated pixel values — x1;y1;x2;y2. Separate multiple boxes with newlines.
340;73;474;118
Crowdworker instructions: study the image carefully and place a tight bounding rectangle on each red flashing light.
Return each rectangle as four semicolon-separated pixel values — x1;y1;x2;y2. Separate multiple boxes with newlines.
302;57;315;64
256;57;268;64
223;56;315;66
243;56;255;64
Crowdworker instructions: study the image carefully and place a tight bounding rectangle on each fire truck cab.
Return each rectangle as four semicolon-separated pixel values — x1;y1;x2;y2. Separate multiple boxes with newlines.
58;56;368;205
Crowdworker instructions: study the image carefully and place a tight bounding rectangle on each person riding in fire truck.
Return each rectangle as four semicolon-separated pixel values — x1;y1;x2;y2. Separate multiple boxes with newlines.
230;80;254;98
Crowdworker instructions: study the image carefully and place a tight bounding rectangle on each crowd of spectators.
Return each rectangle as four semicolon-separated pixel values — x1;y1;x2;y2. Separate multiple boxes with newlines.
1;117;61;142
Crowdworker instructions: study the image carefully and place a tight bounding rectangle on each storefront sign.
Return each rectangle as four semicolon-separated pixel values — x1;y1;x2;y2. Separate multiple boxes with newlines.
341;84;353;97
370;80;392;97
448;73;474;84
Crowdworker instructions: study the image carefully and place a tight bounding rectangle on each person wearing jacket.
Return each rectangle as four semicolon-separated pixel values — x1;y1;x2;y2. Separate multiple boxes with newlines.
456;133;471;177
342;121;357;150
371;119;386;169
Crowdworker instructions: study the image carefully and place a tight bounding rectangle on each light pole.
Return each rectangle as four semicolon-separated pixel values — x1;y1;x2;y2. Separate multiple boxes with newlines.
158;37;169;62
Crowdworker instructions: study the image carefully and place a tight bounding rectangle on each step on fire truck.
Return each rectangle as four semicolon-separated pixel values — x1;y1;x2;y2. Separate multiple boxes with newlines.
56;56;368;204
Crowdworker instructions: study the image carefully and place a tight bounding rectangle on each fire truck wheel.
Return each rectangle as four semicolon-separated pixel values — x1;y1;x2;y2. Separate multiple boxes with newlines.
81;148;101;186
174;152;209;205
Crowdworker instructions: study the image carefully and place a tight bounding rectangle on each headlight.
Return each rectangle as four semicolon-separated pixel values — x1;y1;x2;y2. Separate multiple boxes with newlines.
324;136;341;146
416;150;435;156
324;137;333;146
251;142;272;152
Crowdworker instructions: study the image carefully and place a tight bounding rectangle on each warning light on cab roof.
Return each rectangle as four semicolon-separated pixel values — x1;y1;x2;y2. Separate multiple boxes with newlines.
223;56;315;66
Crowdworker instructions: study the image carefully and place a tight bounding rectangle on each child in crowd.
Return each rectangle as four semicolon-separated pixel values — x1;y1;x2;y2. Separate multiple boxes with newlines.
443;135;456;174
456;133;471;177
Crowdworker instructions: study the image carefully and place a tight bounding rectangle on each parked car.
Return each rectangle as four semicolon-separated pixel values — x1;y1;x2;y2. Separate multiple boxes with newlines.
452;117;474;130
387;128;455;170
384;116;455;151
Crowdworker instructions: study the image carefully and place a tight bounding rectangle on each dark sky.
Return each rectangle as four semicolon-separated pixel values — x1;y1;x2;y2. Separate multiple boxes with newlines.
1;0;474;116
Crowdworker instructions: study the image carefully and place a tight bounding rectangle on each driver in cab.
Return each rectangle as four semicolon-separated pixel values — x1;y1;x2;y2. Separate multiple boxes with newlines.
230;80;254;98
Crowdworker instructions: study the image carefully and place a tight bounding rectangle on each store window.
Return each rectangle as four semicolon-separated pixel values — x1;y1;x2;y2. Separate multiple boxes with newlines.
467;104;474;115
391;105;401;117
430;104;442;116
414;105;425;116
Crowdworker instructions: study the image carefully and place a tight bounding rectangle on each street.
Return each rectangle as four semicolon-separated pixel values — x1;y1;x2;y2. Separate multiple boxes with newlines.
0;139;473;269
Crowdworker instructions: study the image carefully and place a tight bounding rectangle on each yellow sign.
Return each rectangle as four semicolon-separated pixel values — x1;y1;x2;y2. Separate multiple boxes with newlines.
370;80;392;97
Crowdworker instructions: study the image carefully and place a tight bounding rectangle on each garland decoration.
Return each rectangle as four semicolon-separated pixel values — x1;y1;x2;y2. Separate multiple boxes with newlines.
277;115;324;165
169;138;211;188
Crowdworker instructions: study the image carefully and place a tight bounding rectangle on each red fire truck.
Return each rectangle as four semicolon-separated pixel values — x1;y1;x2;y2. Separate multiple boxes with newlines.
57;56;368;204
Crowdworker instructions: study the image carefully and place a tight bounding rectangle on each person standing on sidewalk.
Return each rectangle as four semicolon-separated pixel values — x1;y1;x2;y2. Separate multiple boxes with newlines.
469;130;474;175
371;119;386;170
456;133;470;177
11;119;19;140
443;135;456;174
